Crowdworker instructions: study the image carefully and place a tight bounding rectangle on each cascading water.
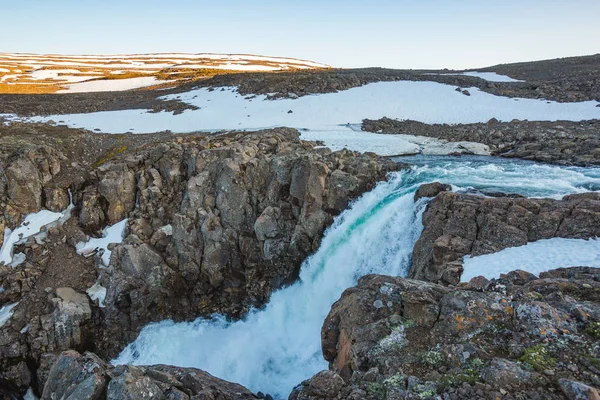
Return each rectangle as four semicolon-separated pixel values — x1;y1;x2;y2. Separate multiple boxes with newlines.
115;157;600;398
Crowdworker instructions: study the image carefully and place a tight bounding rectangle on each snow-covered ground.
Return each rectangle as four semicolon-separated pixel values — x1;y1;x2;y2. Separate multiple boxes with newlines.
57;77;169;93
0;52;330;91
424;71;524;83
20;82;599;135
461;237;600;282
75;219;128;267
458;71;524;83
8;80;597;156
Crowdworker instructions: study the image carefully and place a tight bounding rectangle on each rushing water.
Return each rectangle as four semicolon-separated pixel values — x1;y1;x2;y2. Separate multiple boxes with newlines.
115;156;600;398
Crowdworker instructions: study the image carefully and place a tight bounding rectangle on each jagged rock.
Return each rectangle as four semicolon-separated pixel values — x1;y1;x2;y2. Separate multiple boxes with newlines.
41;350;259;400
0;145;66;227
414;182;451;201
42;350;107;400
559;379;600;400
52;287;93;350
91;128;403;357
296;267;600;399
411;190;600;284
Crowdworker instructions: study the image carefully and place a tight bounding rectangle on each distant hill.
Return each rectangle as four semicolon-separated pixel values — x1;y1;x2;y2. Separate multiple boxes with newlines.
0;53;331;94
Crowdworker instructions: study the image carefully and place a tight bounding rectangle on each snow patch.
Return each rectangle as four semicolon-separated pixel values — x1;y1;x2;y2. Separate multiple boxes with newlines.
0;302;19;328
21;81;599;137
459;71;524;83
0;210;64;266
57;77;169;93
461;238;600;282
87;282;107;308
76;219;127;267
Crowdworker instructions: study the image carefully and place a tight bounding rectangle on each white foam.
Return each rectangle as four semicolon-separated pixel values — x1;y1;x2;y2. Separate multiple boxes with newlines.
461;238;600;282
76;219;127;267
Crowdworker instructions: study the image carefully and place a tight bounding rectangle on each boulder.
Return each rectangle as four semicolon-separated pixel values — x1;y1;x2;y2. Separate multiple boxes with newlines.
41;350;259;400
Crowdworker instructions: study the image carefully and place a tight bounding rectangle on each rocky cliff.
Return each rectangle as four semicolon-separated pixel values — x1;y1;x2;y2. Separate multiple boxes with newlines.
411;186;600;285
0;126;402;394
293;268;600;400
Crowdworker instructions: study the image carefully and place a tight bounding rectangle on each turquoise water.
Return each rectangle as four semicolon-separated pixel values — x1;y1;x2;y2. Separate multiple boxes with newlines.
115;156;600;398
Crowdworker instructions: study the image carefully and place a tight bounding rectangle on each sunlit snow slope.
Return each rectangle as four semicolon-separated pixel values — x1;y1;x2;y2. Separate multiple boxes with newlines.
0;53;330;93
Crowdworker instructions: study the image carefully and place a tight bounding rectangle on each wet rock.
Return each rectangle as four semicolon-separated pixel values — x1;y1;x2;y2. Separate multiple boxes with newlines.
414;182;451;201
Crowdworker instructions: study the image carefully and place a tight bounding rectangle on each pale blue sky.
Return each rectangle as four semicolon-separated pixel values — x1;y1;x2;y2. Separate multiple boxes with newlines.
2;0;599;69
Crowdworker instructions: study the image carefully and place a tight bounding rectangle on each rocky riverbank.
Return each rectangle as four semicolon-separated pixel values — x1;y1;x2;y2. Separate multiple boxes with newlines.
293;268;600;400
362;117;600;166
410;184;600;285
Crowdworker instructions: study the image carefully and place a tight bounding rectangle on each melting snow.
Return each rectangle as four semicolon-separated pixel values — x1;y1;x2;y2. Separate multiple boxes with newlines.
21;81;599;136
57;77;169;93
461;237;600;282
300;129;490;156
459;72;524;83
0;210;64;266
76;219;128;267
87;282;107;307
0;302;19;328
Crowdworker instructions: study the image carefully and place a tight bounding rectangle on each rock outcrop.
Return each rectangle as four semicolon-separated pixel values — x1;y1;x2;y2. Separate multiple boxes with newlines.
40;350;259;400
363;117;600;166
293;268;600;399
86;128;402;356
411;190;600;285
0;126;403;393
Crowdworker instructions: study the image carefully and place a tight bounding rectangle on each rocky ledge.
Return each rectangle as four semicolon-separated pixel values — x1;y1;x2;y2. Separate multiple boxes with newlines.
35;349;259;400
0;126;403;394
363;117;600;166
410;185;600;285
293;267;600;400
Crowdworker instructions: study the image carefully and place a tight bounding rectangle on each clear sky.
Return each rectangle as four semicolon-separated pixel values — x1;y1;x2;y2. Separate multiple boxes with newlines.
2;0;599;69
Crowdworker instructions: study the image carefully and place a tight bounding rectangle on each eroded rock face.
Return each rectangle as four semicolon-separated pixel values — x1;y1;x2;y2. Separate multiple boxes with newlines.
41;350;259;400
0;127;403;393
411;190;600;285
294;268;600;399
85;128;403;356
0;144;68;246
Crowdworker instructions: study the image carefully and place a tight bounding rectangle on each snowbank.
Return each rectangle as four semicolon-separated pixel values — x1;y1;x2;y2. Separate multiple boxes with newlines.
76;219;128;267
24;81;599;135
461;237;600;282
